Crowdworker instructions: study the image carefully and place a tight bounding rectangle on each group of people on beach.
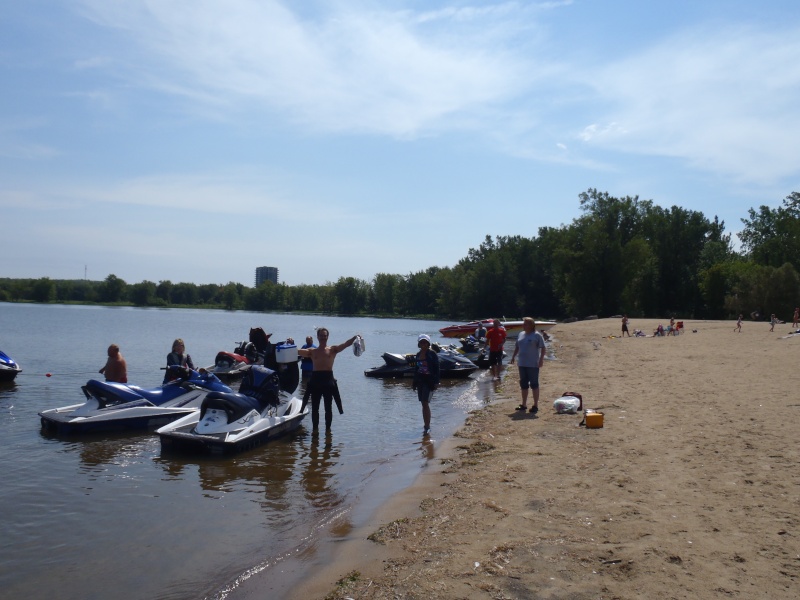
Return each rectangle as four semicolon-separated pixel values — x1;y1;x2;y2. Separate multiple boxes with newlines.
96;317;550;438
622;314;682;337
98;330;362;435
734;307;800;332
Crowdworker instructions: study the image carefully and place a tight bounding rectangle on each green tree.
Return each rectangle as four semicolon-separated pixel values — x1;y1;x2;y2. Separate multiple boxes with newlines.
739;192;800;268
99;274;127;303
129;281;158;306
334;277;368;314
222;282;241;310
156;280;173;304
31;277;56;303
172;282;200;305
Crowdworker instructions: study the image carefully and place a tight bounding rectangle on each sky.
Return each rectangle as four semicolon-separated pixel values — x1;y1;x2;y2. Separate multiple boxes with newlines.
2;0;800;287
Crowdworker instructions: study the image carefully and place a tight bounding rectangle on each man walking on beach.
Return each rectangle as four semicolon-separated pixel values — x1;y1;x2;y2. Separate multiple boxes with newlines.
485;318;507;381
298;328;359;432
510;317;546;415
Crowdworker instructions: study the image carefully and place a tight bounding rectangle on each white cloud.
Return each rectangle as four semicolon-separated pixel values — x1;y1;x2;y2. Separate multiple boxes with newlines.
76;0;537;137
578;24;800;184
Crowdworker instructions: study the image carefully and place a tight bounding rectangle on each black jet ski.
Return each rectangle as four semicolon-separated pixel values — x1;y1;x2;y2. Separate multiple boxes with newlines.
364;345;478;379
450;336;506;369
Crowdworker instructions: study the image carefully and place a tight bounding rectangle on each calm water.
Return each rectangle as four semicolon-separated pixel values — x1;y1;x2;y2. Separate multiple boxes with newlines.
0;303;503;600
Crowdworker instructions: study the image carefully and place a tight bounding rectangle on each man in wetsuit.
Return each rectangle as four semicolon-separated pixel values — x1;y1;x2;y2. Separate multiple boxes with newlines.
297;328;359;432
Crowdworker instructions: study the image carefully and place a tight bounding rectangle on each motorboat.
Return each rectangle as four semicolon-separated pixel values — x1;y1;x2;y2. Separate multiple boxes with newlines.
157;361;305;455
39;366;233;434
0;349;22;382
364;345;479;379
439;318;557;339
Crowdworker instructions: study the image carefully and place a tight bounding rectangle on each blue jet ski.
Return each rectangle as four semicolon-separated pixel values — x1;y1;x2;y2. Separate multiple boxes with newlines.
39;366;232;434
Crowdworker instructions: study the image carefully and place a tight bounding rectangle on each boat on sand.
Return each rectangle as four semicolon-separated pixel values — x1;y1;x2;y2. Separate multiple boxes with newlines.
439;319;556;339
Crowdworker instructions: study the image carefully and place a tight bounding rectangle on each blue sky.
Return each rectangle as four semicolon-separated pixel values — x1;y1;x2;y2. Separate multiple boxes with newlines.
2;0;799;287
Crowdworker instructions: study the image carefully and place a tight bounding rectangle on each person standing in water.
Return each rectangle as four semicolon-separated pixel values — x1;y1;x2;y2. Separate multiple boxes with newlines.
299;335;316;380
99;344;127;383
484;318;507;381
298;328;359;432
412;334;440;436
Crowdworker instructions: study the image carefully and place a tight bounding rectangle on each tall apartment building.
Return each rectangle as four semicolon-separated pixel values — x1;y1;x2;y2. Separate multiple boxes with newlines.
255;266;279;286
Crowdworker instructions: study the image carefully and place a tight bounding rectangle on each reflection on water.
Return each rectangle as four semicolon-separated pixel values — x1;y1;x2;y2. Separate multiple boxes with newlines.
301;431;342;508
419;436;435;461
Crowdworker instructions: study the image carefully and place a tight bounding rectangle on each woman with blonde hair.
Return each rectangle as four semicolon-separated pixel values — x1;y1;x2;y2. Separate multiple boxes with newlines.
163;338;194;383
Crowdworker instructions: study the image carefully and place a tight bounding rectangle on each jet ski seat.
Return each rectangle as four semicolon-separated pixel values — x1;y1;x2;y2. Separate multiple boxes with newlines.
200;391;263;423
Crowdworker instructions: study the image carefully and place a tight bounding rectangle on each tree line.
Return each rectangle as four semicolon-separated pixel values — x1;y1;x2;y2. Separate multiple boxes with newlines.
3;189;798;322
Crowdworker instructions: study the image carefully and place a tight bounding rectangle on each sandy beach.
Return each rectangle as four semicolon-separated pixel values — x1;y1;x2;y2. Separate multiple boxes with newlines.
256;318;800;599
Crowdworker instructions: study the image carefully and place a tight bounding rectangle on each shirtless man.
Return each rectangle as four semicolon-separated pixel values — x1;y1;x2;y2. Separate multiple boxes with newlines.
99;344;127;383
297;328;359;432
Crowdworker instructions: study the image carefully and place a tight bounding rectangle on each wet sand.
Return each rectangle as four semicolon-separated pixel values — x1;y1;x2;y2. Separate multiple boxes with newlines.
245;318;800;599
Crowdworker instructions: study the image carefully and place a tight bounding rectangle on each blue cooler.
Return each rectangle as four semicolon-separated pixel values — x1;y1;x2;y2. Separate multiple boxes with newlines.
275;343;298;363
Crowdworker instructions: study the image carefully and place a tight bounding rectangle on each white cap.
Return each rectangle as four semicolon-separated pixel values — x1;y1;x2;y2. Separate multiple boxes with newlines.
418;334;431;344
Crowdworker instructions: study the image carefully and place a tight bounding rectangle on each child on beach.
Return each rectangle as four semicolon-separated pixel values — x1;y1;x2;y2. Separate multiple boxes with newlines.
734;314;742;333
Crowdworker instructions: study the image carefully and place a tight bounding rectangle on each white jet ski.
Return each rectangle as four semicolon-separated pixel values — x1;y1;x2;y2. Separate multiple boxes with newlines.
157;363;306;455
39;366;232;434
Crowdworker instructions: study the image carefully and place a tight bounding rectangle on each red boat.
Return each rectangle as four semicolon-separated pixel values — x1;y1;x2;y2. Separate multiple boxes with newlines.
439;319;556;339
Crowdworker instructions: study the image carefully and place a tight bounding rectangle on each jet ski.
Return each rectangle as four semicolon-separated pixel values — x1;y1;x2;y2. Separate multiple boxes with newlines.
39;366;232;434
0;349;22;382
450;336;506;369
364;345;478;379
157;361;305;455
203;327;287;382
204;347;256;382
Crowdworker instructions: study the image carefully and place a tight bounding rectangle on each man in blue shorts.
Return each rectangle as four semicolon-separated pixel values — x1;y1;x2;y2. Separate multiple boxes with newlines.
509;317;546;415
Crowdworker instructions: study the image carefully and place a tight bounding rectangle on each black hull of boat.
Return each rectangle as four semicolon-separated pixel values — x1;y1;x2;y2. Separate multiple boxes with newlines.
0;369;20;383
158;413;306;455
364;366;476;379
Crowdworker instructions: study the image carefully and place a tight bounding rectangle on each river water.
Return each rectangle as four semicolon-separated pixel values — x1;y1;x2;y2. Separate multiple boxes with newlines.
0;303;503;600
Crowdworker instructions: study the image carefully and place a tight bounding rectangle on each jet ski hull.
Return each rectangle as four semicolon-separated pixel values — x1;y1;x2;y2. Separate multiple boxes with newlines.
157;367;307;455
39;369;232;435
158;409;306;455
364;350;478;379
39;404;200;435
0;349;21;382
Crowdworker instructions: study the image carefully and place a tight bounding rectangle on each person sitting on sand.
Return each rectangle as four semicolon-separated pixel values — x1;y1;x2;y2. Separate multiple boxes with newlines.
666;317;676;336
